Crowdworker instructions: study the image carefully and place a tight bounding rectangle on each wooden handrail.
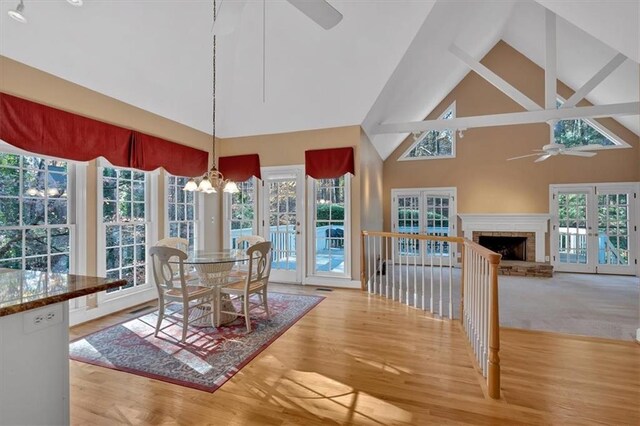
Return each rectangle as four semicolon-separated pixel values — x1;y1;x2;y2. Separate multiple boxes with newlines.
463;239;502;264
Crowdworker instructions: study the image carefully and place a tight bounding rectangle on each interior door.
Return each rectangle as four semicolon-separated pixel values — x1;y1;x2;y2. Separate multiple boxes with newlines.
260;167;304;283
551;184;637;275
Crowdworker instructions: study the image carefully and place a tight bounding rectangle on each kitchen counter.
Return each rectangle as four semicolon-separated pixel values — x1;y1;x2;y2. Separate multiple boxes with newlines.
0;269;126;426
0;268;125;317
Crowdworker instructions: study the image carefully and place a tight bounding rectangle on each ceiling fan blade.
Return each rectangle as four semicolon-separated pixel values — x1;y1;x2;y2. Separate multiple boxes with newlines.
561;151;597;157
568;144;603;152
213;0;247;36
507;153;542;161
287;0;343;30
534;154;552;163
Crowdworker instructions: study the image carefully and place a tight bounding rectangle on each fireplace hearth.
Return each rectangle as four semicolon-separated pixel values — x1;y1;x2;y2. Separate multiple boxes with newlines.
478;236;527;261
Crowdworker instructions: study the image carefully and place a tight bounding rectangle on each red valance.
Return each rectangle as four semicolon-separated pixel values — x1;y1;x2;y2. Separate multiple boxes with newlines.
219;154;261;181
130;132;208;177
0;92;208;176
305;147;355;179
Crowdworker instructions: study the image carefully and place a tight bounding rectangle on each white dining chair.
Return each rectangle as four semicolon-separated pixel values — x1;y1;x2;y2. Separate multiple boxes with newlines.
149;246;215;342
218;241;272;333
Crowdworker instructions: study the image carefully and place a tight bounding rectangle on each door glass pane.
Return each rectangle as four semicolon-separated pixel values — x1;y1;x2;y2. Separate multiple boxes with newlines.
269;179;297;271
425;195;451;256
557;192;588;264
598;193;630;265
397;195;419;256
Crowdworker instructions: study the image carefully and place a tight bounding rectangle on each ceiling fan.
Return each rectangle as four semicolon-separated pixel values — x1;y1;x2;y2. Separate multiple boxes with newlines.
213;0;343;35
507;143;599;163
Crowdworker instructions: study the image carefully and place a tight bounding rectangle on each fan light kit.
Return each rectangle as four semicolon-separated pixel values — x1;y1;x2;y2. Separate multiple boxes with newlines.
507;143;599;163
7;0;82;24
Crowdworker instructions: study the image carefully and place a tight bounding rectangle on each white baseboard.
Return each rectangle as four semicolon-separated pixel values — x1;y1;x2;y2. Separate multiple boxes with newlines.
302;276;361;289
69;287;157;326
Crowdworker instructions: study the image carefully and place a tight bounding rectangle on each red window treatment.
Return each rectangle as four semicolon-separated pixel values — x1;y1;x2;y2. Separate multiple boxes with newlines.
305;147;355;179
130;132;209;177
0;92;208;176
218;154;261;181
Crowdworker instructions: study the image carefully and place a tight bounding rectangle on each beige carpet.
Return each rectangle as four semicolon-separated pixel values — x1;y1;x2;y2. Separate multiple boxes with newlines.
374;264;639;341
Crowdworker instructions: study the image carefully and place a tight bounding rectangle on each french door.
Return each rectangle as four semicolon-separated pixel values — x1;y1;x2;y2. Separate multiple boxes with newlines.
391;188;457;263
260;167;304;283
551;184;638;275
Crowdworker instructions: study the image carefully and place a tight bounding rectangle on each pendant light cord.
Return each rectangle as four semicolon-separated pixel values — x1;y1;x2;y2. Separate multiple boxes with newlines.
262;0;266;103
212;0;217;168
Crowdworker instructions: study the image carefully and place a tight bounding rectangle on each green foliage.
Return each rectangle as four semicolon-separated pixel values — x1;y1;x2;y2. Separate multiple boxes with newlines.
316;204;344;227
553;119;614;148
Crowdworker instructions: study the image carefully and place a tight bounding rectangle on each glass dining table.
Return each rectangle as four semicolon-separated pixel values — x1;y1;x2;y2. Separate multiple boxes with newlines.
172;249;251;326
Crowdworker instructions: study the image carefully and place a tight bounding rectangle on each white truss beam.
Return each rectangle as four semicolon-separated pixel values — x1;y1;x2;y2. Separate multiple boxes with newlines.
562;53;627;109
373;102;639;134
449;44;541;111
545;9;557;110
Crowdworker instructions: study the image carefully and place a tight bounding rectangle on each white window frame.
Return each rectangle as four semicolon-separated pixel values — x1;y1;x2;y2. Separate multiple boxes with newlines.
0;141;85;276
164;172;203;250
306;174;351;278
97;158;157;303
555;96;630;150
222;177;259;249
399;101;457;161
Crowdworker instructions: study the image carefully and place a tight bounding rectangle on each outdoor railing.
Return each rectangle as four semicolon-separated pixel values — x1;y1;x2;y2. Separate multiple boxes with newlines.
361;230;501;399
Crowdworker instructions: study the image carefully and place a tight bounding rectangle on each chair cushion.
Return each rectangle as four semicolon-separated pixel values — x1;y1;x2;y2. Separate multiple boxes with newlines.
221;280;265;292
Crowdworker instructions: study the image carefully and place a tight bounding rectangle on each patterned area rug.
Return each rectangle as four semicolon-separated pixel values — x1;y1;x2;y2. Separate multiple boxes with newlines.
69;292;324;392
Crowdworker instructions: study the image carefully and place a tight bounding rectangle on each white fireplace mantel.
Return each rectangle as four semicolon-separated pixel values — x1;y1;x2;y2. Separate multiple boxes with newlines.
458;214;550;262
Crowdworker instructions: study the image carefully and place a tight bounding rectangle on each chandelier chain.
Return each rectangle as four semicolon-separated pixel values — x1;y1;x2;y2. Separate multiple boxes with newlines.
212;0;217;162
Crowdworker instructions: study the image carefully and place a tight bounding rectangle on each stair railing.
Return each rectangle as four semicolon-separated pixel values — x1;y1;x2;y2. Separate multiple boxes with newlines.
361;230;501;399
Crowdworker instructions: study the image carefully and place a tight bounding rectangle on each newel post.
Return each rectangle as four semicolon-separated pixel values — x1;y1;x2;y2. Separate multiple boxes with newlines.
488;254;501;399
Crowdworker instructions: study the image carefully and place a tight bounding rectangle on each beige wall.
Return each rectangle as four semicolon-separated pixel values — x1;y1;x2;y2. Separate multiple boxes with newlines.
359;129;384;232
219;126;362;281
0;56;214;276
383;41;640;245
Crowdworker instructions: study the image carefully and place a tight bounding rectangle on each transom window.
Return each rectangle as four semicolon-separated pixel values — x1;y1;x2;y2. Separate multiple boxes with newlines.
0;152;72;273
166;175;198;251
101;167;148;293
554;99;628;148
400;102;456;160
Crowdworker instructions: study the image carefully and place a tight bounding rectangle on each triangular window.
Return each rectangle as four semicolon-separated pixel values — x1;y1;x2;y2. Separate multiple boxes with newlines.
554;99;628;148
400;102;456;160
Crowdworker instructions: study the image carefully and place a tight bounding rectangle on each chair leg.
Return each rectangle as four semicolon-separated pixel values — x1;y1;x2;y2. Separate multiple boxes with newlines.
155;299;164;337
181;301;189;343
215;291;221;328
244;293;251;333
262;288;270;319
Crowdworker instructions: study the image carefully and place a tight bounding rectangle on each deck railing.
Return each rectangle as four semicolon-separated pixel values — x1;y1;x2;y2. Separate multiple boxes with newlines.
361;230;501;399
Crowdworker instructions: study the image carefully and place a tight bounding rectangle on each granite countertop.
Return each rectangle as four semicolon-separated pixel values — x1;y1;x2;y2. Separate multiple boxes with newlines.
0;269;127;317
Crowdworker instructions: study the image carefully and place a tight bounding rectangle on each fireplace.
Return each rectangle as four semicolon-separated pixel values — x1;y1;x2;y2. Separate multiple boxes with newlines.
479;236;527;261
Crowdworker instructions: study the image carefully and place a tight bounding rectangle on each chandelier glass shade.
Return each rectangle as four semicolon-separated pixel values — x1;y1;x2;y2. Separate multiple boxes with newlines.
183;0;238;195
184;166;238;194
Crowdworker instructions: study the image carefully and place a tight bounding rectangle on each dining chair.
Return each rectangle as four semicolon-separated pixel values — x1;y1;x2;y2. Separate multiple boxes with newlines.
230;235;266;279
155;237;197;283
218;241;272;333
149;246;215;343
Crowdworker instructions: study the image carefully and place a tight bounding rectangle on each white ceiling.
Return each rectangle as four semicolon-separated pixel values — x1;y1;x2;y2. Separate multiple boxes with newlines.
0;0;434;138
0;0;638;159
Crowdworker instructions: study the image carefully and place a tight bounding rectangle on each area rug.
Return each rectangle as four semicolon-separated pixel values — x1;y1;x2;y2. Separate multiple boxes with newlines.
69;292;324;392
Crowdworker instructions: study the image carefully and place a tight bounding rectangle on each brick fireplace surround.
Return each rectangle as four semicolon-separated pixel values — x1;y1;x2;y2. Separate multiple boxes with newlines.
459;214;553;277
472;231;536;263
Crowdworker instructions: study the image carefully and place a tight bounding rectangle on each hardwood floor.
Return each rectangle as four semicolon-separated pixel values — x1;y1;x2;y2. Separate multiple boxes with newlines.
70;284;640;425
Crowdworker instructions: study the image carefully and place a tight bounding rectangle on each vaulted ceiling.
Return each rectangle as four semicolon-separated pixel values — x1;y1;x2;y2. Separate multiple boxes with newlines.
0;0;638;159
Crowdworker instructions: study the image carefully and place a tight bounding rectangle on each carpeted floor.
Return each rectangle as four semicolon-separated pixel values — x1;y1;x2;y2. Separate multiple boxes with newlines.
371;264;639;341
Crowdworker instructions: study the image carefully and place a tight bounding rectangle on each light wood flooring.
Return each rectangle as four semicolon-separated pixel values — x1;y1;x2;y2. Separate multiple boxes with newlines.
70;284;640;425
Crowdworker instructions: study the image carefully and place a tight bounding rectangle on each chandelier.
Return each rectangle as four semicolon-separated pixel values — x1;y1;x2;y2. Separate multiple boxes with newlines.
184;0;238;194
